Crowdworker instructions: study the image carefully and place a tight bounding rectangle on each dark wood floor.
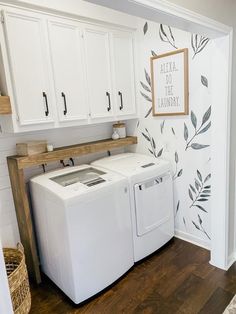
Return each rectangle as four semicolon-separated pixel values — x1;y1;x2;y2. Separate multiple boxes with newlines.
30;239;236;314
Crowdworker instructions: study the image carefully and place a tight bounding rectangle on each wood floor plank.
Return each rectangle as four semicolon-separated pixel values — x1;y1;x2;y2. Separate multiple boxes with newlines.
132;291;179;314
30;239;235;314
173;273;202;302
218;263;236;295
193;261;215;279
154;264;196;299
198;287;234;314
176;267;226;314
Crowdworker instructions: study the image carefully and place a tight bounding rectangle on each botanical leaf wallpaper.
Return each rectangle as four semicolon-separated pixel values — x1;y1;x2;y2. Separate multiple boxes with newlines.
159;24;178;49
184;106;211;151
191;34;210;59
136;21;211;247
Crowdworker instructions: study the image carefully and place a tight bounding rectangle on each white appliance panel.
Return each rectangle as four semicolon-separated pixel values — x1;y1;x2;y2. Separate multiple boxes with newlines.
91;153;174;262
134;173;172;236
30;164;133;304
67;182;132;301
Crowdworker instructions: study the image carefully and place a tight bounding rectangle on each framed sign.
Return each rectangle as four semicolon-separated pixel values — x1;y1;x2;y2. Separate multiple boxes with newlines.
151;48;189;116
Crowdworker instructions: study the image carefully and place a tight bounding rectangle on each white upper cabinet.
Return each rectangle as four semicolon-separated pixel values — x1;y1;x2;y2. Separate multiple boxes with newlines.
112;31;136;117
0;7;137;132
48;19;88;123
83;26;114;120
3;9;55;126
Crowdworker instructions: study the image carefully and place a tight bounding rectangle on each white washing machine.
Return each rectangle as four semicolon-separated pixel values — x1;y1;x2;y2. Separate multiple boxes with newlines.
30;165;133;304
92;153;174;262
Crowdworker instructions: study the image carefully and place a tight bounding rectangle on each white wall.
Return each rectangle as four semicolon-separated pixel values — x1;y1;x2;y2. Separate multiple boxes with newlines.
166;0;235;26
12;0;139;28
167;0;236;262
135;19;212;248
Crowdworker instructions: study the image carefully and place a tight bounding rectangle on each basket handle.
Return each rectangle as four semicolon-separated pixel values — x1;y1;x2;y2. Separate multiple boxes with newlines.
17;242;24;253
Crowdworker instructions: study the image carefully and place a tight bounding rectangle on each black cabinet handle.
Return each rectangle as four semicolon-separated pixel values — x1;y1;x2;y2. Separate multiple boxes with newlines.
42;92;49;116
61;92;67;116
106;92;111;112
118;91;123;110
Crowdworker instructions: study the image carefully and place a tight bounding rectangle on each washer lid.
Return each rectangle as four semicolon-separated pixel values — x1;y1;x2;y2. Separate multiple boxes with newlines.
30;164;127;200
92;153;171;176
50;167;106;187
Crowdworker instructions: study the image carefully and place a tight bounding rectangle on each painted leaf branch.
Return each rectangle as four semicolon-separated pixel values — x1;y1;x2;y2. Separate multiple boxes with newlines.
140;81;151;93
151;50;158;57
160;120;165;134
141;128;163;158
201;75;208;88
145;107;152;118
145;69;151;87
173;151;183;180
143;22;148;35
140;69;152;118
175;200;180;217
140;91;152;102
159;24;177;49
184;106;211;150
191;34;209;59
192;214;211;240
189;170;211;212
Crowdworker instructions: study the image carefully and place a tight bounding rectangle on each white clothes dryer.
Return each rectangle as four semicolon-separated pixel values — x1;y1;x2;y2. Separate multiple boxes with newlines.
30;165;133;304
92;153;174;262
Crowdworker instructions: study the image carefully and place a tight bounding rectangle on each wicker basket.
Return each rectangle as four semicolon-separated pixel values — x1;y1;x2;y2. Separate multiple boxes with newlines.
3;243;31;314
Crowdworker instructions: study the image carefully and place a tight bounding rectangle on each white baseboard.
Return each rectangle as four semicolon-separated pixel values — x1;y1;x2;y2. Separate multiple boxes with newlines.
227;252;236;270
174;229;210;251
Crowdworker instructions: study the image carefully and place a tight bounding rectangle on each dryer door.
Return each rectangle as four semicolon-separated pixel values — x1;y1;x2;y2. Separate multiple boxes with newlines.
134;172;173;236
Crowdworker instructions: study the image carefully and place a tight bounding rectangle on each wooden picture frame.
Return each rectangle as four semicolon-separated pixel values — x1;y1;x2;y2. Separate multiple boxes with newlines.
151;48;189;116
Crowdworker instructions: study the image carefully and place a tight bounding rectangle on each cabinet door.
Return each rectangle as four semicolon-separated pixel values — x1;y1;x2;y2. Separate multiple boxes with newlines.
84;26;114;119
48;19;87;122
112;31;136;116
3;10;54;126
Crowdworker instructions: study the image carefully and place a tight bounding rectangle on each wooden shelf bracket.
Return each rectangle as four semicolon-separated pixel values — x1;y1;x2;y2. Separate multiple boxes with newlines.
0;96;12;114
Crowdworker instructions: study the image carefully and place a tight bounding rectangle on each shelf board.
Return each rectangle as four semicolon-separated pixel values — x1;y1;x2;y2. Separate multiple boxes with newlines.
8;136;138;170
0;96;12;114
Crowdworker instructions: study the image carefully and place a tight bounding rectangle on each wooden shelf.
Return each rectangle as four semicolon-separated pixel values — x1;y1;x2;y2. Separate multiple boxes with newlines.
0;96;12;114
7;136;137;284
8;136;137;170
